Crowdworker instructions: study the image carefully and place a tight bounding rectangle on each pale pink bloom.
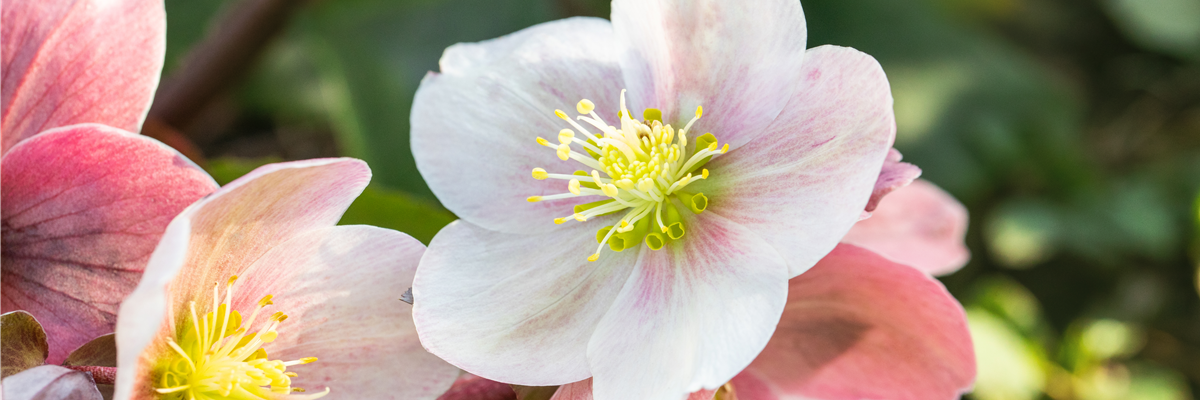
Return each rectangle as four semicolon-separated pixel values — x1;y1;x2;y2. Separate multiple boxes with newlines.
409;0;902;398
110;159;460;399
1;0;217;364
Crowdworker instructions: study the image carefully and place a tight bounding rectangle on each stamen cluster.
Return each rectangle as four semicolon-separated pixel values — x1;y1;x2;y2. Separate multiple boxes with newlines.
529;90;727;261
154;276;328;400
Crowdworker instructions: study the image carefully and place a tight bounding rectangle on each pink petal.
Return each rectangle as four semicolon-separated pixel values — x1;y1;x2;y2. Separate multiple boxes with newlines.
611;0;807;147
865;148;922;212
1;0;165;154
842;180;971;276
587;212;788;400
691;45;895;278
413;220;640;386
437;374;516;400
731;244;975;400
1;124;215;364
112;158;371;399
228;226;459;399
1;365;103;400
411;17;629;235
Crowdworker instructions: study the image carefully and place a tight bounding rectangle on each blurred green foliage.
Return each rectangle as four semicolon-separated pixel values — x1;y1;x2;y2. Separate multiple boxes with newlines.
164;0;1200;397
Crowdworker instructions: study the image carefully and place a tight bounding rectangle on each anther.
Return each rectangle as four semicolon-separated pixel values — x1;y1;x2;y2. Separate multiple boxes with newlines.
557;144;571;160
258;294;274;307
696;106;703;119
577;99;595;114
555;110;569;120
537;137;552;147
532;168;549;180
558;129;575;144
569;179;581;195
527;196;542;202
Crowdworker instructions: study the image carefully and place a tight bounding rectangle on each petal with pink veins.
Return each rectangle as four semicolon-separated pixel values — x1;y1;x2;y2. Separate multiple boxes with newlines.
691;45;895;278
842;180;971;276
865;148;922;212
730;244;975;400
587;212;788;400
1;364;103;400
232;226;458;399
611;0;807;147
411;17;629;235
1;0;165;154
413;220;640;386
112;158;373;400
1;124;215;364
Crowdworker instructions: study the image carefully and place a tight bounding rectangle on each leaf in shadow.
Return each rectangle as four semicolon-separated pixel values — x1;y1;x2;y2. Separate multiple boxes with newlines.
1;311;48;378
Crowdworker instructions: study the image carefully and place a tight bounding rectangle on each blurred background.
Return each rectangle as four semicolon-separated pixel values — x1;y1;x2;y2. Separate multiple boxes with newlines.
150;0;1200;398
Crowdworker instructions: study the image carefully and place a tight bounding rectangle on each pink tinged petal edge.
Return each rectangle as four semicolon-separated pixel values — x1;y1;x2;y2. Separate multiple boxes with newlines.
412;17;629;235
1;0;166;154
864;148;922;212
413;220;640;386
611;0;807;147
691;45;896;278
437;373;517;400
586;212;788;400
231;225;459;399
0;124;216;364
843;180;971;276
1;365;104;400
112;158;371;400
730;244;975;400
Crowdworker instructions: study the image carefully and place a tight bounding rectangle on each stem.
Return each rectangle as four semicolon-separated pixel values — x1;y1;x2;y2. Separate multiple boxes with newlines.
65;365;117;385
149;0;309;130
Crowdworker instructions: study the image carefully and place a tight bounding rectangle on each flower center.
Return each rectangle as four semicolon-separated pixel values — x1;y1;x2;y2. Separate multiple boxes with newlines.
154;276;328;400
528;90;727;261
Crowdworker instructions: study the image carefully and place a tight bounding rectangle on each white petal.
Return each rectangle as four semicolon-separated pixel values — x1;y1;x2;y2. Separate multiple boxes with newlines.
412;17;630;235
413;220;640;385
611;0;807;146
113;158;371;399
691;45;895;278
587;212;788;400
235;226;459;399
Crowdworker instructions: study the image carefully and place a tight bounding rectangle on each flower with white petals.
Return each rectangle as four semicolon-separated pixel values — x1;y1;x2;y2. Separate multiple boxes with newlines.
111;159;460;400
410;0;897;399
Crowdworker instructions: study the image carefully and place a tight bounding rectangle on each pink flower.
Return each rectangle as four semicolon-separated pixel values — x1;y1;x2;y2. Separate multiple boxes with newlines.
409;0;901;398
844;179;971;276
1;0;217;364
111;159;460;399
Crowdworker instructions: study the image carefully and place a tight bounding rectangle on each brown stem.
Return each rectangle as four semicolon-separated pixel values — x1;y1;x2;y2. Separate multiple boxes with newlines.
148;0;309;131
65;365;117;385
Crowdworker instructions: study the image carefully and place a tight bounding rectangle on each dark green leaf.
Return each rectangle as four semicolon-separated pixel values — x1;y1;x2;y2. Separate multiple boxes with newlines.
338;186;457;244
1;311;48;378
62;334;116;368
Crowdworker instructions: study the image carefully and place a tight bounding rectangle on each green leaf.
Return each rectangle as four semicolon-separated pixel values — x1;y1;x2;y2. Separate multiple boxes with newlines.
294;0;561;197
511;385;558;400
2;311;48;378
338;186;456;244
1103;0;1200;60
62;334;116;368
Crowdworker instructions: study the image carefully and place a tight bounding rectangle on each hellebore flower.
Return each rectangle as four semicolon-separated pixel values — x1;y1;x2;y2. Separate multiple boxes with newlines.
547;244;975;400
410;0;897;398
443;176;978;400
109;159;461;400
2;0;217;364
